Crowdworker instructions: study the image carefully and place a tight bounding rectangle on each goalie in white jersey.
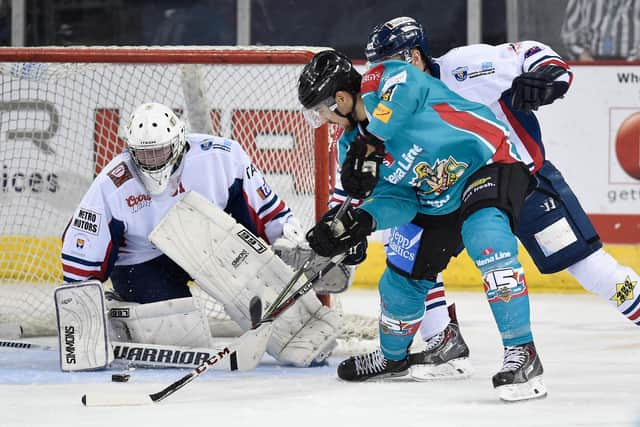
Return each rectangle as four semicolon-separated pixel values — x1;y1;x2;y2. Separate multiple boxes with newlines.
360;16;640;384
59;102;342;370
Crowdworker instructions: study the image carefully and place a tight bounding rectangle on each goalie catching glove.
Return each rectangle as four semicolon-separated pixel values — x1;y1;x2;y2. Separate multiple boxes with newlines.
510;65;569;111
306;204;374;259
340;132;385;199
303;239;367;294
274;216;366;294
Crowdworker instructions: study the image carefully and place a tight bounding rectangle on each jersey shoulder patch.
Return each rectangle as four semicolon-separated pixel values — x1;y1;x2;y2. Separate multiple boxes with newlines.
361;63;385;94
107;162;134;187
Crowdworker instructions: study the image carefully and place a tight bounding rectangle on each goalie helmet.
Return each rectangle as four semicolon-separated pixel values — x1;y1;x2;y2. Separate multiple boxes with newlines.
297;50;362;128
365;16;430;64
125;102;186;195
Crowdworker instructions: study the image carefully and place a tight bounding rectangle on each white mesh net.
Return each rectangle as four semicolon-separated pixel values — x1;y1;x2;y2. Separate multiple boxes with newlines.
0;47;328;337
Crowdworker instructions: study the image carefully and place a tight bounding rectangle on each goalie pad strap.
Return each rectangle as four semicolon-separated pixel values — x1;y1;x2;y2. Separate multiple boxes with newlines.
55;280;113;371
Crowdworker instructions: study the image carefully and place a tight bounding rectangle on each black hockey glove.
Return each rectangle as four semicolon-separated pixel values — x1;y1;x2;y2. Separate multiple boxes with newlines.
510;65;569;111
306;204;374;258
340;133;385;199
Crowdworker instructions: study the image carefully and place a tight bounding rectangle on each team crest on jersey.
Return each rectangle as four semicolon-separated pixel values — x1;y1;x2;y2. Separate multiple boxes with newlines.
610;276;637;306
409;156;468;195
452;66;468;81
107;162;133;187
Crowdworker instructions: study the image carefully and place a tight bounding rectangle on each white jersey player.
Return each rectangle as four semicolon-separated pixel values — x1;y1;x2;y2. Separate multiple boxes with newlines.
361;16;639;382
58;102;341;371
62;118;294;292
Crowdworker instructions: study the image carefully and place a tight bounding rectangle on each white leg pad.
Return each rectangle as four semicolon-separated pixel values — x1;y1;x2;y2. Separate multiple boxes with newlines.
107;297;212;348
54;280;113;371
149;191;344;366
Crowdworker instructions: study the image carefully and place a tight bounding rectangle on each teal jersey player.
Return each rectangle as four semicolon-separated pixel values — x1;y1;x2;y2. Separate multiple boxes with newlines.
356;59;521;226
298;50;542;402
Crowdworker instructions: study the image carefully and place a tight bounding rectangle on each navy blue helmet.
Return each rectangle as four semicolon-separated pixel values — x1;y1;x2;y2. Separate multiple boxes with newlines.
365;17;430;63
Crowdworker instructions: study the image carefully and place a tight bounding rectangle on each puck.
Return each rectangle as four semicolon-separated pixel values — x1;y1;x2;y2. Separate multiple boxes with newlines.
111;374;130;383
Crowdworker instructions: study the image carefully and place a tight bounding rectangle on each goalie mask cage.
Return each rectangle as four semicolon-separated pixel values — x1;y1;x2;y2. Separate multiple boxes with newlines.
0;46;338;337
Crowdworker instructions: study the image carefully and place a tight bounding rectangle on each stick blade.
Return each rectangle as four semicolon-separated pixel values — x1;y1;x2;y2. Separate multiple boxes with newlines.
233;322;273;371
81;392;154;407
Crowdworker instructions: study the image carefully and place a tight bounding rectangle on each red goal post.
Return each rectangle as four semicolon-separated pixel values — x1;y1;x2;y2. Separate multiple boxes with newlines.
0;46;337;337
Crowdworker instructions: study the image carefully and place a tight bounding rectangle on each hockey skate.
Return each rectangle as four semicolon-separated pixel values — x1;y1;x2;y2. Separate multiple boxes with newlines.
492;341;547;402
337;349;409;382
408;304;472;380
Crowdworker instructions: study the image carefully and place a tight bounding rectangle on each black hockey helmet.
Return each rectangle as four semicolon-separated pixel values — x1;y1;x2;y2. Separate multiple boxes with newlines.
297;50;362;110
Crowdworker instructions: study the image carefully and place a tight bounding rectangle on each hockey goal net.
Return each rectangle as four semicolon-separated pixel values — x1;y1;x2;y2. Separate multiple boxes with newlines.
0;46;374;340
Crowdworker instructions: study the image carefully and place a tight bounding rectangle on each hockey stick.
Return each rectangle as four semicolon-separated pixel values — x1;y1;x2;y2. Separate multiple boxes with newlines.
81;200;354;407
81;254;346;407
0;340;55;351
0;338;255;370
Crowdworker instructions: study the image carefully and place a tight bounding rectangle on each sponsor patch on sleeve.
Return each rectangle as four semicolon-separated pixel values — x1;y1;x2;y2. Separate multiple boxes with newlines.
372;103;393;123
71;208;101;235
361;64;385;93
107;162;133;187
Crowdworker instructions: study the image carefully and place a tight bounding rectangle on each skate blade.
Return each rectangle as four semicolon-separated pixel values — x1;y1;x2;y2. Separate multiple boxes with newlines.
409;358;472;381
496;376;547;402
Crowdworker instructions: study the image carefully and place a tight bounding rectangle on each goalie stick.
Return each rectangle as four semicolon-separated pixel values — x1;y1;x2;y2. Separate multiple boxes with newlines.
0;340;55;351
80;253;346;407
81;199;353;407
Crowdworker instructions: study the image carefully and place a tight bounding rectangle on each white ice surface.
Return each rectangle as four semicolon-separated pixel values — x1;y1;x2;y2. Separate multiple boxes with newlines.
1;290;638;427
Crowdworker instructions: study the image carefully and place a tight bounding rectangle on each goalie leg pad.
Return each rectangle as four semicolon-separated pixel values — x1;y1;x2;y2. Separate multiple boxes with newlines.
55;280;113;371
107;296;212;348
268;292;345;366
149;191;343;366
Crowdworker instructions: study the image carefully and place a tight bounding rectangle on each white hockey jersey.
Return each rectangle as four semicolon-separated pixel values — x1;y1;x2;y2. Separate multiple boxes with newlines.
433;40;573;173
61;134;293;282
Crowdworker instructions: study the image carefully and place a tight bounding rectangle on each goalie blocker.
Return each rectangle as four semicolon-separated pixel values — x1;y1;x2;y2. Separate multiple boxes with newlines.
55;281;113;371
